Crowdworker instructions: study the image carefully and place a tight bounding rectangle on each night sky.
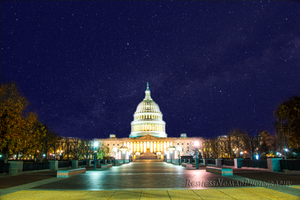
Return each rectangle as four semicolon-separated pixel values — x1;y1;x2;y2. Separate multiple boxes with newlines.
1;1;300;140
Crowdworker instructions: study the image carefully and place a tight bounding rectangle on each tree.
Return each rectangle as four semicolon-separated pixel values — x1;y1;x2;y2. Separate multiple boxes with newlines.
96;143;109;159
258;131;276;159
249;134;260;159
226;129;251;159
25;121;47;160
275;96;300;159
0;83;37;162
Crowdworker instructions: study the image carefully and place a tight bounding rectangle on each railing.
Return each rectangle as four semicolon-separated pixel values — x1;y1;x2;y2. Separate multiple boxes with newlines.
23;162;50;171
223;160;234;166
280;160;300;171
242;159;267;169
100;160;110;164
0;162;10;173
78;160;86;166
58;161;72;168
207;159;215;165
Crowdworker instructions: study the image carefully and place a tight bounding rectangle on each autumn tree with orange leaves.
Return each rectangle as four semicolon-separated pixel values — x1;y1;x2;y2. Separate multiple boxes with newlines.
0;83;43;162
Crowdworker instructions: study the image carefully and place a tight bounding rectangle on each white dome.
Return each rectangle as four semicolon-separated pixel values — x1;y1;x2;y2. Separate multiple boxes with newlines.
129;83;167;138
136;99;161;114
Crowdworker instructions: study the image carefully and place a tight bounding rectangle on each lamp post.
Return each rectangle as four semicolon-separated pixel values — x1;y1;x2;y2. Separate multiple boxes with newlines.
194;141;199;169
167;146;176;164
113;148;117;166
177;146;182;165
119;146;129;164
94;141;99;170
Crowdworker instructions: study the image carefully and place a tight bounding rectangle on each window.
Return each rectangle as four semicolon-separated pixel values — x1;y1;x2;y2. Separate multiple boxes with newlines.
182;148;184;152
108;144;109;146
117;144;119;146
177;143;179;145
182;143;184;145
113;144;115;146
187;143;189;145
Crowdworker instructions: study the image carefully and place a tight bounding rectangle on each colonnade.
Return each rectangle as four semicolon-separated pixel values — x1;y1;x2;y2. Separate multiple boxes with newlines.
135;114;161;120
132;124;165;132
123;141;173;153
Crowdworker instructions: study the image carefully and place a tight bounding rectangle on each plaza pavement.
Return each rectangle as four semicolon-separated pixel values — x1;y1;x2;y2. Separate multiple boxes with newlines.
0;160;299;199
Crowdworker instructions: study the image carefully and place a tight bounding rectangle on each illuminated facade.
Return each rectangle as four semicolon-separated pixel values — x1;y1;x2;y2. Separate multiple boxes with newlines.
96;83;205;159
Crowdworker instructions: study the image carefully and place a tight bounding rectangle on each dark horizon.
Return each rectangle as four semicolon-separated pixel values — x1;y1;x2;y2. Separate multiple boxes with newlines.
2;1;300;140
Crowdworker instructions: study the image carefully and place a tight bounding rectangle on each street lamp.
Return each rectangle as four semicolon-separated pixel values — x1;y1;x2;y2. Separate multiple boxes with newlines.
113;148;117;166
177;146;182;165
119;146;129;164
167;146;176;164
94;141;99;170
194;141;200;169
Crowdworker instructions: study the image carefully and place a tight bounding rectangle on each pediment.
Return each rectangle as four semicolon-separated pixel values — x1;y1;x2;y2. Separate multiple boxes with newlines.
135;134;158;140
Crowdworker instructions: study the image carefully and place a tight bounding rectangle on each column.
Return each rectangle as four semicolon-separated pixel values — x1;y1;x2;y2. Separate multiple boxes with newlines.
50;160;58;170
133;142;136;152
72;160;78;169
150;141;153;153
8;161;23;175
234;158;243;168
267;158;281;172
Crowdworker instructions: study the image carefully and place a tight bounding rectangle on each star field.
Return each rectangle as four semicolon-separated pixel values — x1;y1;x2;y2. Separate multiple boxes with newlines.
1;1;300;139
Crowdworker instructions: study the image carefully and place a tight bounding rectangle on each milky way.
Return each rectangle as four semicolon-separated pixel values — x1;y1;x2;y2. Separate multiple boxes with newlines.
1;1;300;139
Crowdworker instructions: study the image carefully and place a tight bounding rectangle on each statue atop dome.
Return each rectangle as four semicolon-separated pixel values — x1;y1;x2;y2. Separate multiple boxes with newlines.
144;82;152;100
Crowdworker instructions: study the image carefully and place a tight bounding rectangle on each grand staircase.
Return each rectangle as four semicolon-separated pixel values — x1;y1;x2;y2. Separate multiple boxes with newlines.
136;152;157;160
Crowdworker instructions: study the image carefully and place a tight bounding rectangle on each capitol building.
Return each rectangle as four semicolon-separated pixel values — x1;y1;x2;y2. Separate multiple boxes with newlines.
96;83;208;160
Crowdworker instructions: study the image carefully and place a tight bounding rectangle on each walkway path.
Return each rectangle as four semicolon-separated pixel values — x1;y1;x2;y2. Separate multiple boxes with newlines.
0;160;299;199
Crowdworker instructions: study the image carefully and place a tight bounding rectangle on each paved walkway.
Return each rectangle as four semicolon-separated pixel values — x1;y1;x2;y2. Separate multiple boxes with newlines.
0;160;299;199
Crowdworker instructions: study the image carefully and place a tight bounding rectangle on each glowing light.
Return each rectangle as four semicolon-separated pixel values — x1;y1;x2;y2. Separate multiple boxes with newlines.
94;141;99;147
255;155;259;160
194;141;199;147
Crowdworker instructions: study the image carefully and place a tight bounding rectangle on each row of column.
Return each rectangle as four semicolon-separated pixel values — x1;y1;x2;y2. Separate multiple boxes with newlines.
123;141;173;153
136;114;161;120
132;124;165;132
